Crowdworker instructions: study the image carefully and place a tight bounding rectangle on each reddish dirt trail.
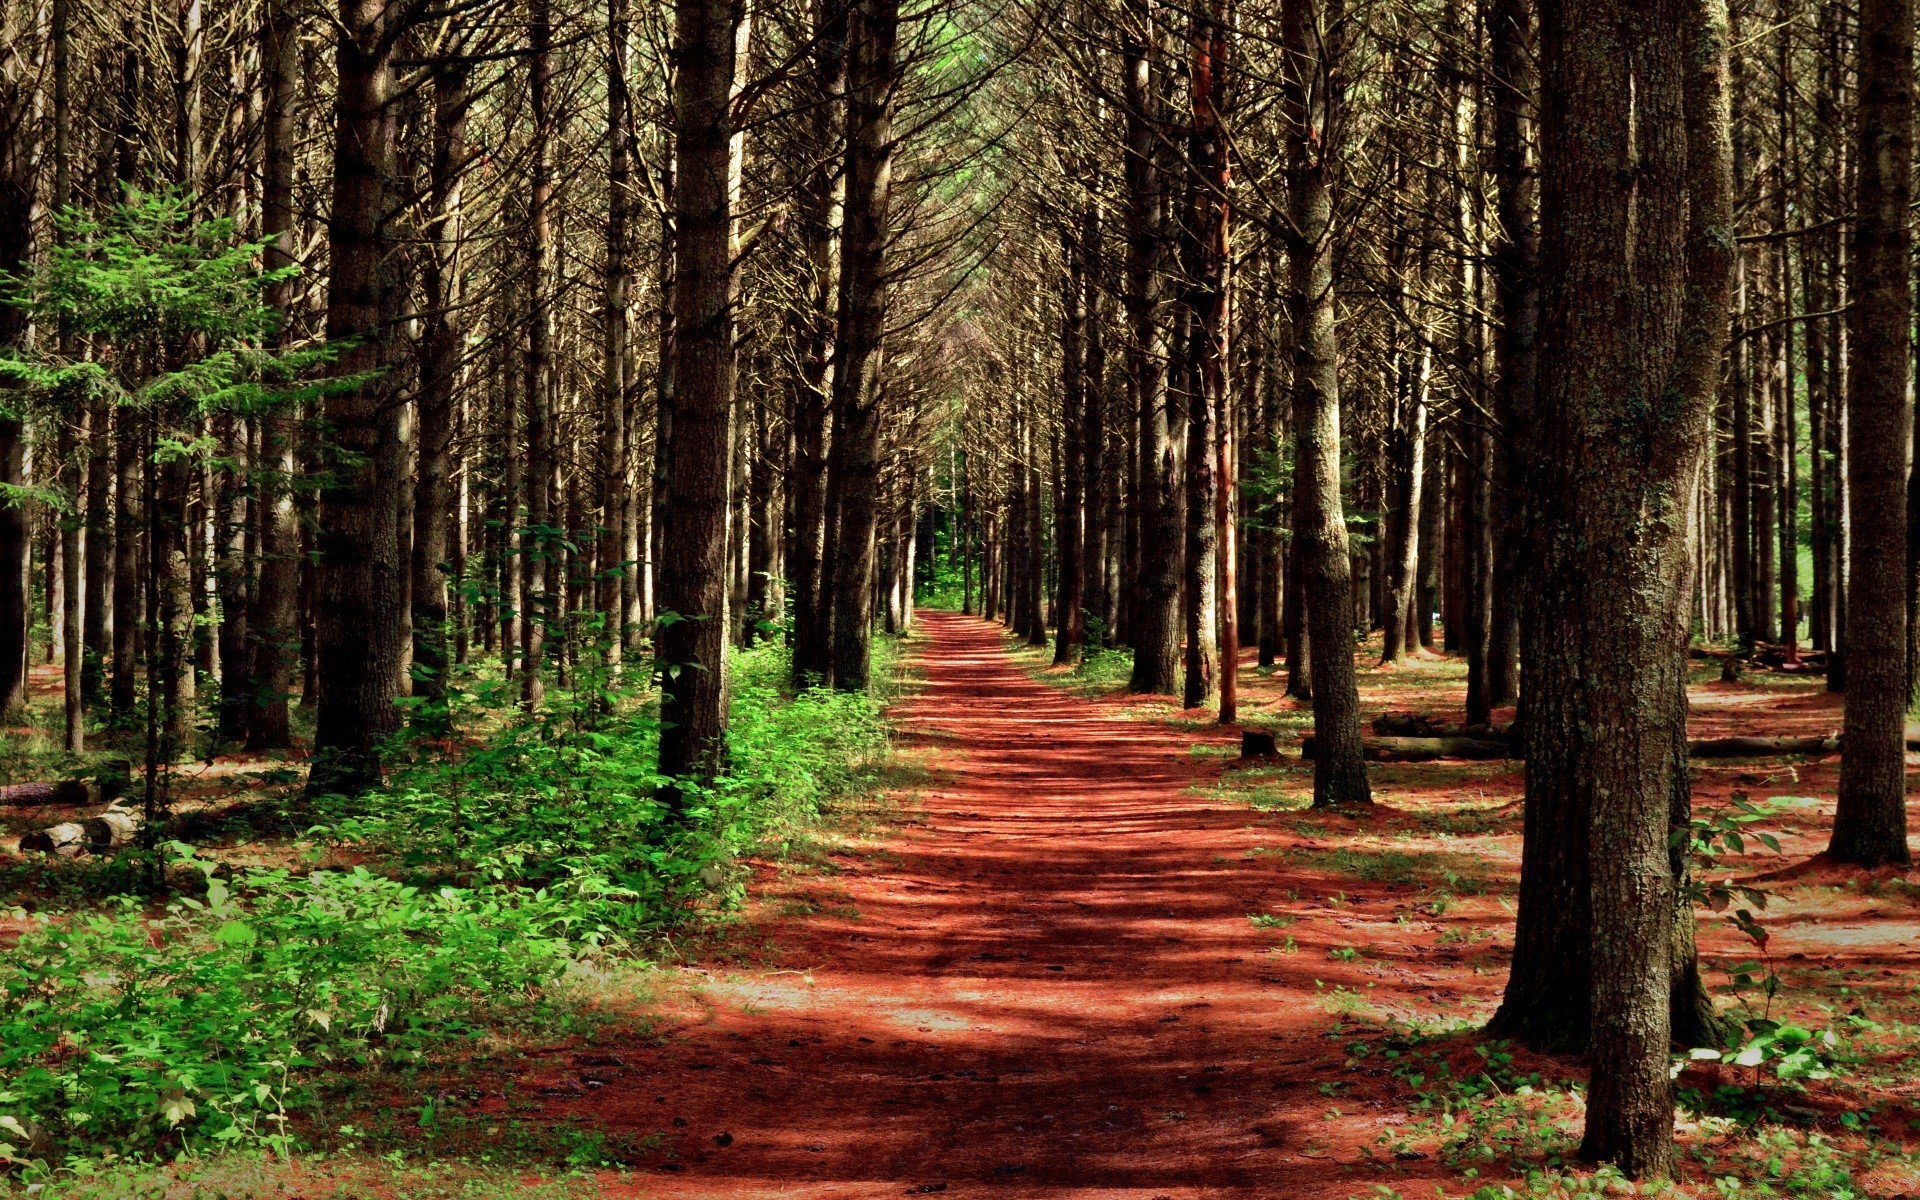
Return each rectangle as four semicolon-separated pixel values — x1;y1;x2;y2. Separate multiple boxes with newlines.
576;611;1445;1199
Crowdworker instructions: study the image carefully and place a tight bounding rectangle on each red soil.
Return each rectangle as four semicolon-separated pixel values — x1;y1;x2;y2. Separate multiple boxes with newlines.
525;611;1475;1197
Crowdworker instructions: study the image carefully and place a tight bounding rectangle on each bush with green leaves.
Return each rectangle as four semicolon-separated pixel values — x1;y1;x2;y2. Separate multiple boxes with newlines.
0;849;584;1167
1;637;896;1172
334;638;891;925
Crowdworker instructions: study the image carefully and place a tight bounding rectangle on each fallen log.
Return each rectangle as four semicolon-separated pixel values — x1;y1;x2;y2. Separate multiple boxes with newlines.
0;762;130;808
0;779;95;807
1303;735;1517;762
1296;731;1861;762
18;803;140;856
1688;734;1841;758
1371;712;1510;739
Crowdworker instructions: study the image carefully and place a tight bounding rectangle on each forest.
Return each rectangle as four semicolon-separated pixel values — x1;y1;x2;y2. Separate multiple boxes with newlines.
0;0;1916;1193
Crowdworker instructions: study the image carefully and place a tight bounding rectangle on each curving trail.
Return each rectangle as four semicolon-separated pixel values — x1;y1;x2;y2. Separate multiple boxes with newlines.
572;610;1446;1199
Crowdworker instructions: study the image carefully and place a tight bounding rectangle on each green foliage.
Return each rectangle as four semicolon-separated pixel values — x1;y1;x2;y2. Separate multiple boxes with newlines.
0;848;581;1168
0;191;348;426
334;639;890;928
1;640;893;1173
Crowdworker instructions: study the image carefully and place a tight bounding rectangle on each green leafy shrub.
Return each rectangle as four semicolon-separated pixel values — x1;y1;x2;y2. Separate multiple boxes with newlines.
2;640;896;1171
332;639;890;926
0;850;582;1165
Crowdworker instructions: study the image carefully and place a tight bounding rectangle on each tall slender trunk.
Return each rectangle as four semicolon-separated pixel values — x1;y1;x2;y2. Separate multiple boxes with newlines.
413;54;469;713
1182;5;1229;714
597;0;632;667
787;0;844;685
213;411;248;742
0;41;31;723
1055;227;1086;666
1282;0;1368;808
1382;354;1428;667
655;0;740;788
1832;0;1913;866
1082;200;1110;646
520;0;553;709
307;0;408;797
1123;0;1180;694
823;0;900;692
1486;0;1535;707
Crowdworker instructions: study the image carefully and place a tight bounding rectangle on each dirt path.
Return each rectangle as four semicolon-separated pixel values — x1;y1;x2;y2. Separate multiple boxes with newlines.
566;611;1452;1199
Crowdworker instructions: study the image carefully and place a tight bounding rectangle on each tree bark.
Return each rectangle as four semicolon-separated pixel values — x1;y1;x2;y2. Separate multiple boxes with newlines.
655;0;740;789
1486;0;1536;710
307;0;408;797
1055;227;1087;666
1123;0;1181;695
1521;0;1714;1175
1282;0;1367;808
1832;0;1913;867
823;0;900;692
520;0;554;710
413;54;470;714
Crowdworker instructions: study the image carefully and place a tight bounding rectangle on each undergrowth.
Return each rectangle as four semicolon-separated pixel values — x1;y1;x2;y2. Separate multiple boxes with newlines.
0;636;902;1187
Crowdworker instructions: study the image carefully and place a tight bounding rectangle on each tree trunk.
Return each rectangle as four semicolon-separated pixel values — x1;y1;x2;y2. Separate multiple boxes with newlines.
823;0;900;693
307;0;408;797
1487;0;1536;709
1514;0;1717;1176
1282;0;1367;808
1832;0;1913;867
520;0;554;710
413;55;469;714
1083;201;1110;647
1123;2;1181;695
597;0;632;670
655;0;740;789
249;393;298;751
1055;227;1086;665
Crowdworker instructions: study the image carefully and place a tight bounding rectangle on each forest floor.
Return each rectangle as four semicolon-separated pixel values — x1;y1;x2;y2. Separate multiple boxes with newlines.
9;613;1920;1198
405;611;1920;1198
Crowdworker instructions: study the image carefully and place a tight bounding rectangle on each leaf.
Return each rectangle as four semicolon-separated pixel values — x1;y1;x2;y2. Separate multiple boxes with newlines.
213;919;256;946
160;1092;197;1127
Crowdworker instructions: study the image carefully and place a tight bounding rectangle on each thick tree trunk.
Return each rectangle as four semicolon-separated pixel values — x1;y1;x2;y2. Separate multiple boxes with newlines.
1832;0;1913;867
655;0;740;789
1282;0;1367;808
1506;0;1717;1176
823;0;899;692
307;0;408;797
